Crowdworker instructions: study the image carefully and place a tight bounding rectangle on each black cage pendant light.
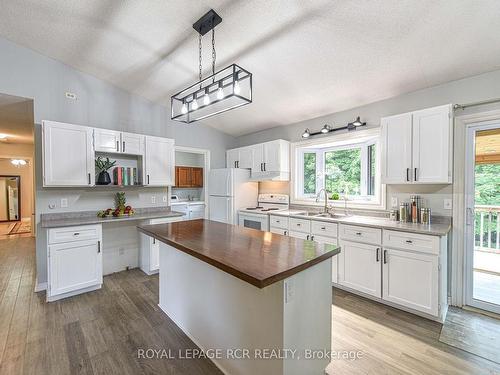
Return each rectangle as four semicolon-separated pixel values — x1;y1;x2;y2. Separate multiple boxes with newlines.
171;9;252;123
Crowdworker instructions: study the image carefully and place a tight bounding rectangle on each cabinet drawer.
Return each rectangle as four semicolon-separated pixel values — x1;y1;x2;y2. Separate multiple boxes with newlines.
270;227;288;236
289;218;311;233
311;221;338;238
383;230;439;255
270;215;288;229
339;224;381;245
48;225;101;244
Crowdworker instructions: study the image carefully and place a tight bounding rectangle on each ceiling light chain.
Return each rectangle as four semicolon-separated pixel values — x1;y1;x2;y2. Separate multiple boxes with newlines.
212;27;216;79
198;33;203;87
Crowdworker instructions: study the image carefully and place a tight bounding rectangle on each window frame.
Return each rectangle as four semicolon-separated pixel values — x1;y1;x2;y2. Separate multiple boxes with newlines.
291;128;386;210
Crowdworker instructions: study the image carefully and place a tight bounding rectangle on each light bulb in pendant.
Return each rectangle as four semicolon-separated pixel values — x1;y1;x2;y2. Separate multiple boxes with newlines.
192;99;199;110
217;86;224;100
181;102;188;114
203;92;210;105
233;80;241;94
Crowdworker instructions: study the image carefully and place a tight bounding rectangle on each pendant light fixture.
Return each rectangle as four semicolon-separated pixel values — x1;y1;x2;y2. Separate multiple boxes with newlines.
301;116;367;138
171;9;252;123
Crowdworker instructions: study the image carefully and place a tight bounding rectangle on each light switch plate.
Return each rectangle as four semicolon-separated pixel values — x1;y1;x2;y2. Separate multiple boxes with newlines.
391;197;398;207
60;198;68;208
444;199;452;210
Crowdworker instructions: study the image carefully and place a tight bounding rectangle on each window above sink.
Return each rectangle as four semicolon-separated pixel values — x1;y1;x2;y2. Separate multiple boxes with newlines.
291;128;386;210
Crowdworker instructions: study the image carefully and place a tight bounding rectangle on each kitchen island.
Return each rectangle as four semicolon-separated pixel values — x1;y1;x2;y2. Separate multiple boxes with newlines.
137;219;340;375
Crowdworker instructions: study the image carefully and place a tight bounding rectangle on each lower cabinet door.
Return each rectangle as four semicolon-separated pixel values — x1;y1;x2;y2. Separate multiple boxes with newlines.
338;240;382;298
382;248;438;316
49;240;102;297
288;230;310;240
270;227;287;236
312;235;339;284
150;238;160;272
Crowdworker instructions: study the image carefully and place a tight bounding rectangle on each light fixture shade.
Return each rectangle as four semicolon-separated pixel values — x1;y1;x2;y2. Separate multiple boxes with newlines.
171;64;252;123
302;129;311;138
320;124;330;133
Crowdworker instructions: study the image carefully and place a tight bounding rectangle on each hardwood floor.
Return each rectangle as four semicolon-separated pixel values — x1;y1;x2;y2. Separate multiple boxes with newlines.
1;236;500;375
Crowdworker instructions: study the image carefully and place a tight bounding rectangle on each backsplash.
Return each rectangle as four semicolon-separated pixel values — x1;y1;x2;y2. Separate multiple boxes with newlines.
171;188;203;201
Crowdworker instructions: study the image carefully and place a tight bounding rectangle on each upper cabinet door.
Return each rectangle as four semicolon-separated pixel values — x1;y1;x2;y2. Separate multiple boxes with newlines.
191;167;204;187
238;147;253;169
251;144;265;174
263;140;283;172
94;129;121;153
175;166;192;187
381;113;413;184
121;132;145;155
43;121;95;187
226;149;239;168
144;136;175;186
412;105;451;184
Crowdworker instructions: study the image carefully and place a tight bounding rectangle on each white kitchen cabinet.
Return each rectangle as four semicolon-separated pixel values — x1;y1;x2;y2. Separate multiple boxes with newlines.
380;113;412;184
140;216;184;275
288;230;311;240
94;128;122;153
188;203;206;219
313;235;339;284
338;240;381;298
226;147;253;169
47;224;102;301
228;140;289;180
412;106;451;183
121;132;145;155
144;136;175;186
42;120;95;187
382;248;439;316
381;104;452;184
270;227;288;236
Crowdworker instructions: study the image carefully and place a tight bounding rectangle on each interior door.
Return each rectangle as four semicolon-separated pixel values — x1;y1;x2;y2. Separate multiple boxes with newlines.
209;196;233;224
121;132;144;155
381;113;413;184
94;128;121;153
338;240;382;297
382;248;438;316
49;240;102;296
43;121;94;186
412;105;451;183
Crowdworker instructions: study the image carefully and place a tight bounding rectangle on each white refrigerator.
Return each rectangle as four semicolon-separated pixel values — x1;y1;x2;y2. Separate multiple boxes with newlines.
208;168;258;224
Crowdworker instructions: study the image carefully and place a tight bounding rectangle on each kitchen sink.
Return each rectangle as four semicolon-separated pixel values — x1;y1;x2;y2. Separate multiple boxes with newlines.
295;212;348;219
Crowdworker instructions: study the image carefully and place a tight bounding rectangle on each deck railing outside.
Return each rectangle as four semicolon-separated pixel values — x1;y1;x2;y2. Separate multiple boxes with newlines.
475;205;500;252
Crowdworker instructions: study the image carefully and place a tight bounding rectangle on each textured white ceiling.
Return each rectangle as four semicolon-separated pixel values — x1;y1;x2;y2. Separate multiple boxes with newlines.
1;0;500;136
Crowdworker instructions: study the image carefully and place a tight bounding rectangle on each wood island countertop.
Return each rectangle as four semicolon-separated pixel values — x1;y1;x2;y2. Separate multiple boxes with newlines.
137;219;340;288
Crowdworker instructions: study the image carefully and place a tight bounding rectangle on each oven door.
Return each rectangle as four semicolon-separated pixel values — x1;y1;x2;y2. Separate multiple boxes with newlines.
238;212;269;232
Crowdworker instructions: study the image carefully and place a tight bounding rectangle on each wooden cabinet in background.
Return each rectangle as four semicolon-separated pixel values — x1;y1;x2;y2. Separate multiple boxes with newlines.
175;166;203;188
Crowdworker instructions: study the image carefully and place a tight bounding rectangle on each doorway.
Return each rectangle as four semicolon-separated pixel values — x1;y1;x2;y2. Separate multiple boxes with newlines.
0;93;35;239
465;123;500;314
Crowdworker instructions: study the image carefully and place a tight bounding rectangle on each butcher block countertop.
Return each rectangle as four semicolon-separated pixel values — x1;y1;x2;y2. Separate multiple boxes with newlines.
137;219;340;288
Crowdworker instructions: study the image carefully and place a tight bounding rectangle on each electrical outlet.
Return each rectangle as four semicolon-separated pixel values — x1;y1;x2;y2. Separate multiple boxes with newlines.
391;197;398;207
162;195;168;203
151;195;156;204
65;91;77;100
60;198;68;208
444;199;452;210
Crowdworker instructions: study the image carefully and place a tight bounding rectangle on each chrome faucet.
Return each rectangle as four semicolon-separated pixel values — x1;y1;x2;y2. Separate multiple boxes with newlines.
316;189;331;214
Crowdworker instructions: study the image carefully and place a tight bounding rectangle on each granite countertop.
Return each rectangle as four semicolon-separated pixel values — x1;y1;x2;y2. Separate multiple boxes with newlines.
41;207;184;228
137;219;340;288
271;210;451;236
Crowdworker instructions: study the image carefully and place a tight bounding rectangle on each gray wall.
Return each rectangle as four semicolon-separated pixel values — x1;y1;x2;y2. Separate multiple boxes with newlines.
0;36;236;285
236;68;500;216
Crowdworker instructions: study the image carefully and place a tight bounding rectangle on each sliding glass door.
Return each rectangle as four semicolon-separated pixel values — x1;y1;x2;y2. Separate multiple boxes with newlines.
465;122;500;314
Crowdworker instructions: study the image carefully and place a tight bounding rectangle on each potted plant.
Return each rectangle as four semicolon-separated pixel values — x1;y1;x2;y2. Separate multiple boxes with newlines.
95;157;116;185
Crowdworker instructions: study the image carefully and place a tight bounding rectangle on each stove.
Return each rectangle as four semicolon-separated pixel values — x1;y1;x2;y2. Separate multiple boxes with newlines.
238;194;289;231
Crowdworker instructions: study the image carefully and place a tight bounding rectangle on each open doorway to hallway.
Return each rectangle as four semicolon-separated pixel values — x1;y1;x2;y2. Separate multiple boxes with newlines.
0;93;35;240
465;124;500;314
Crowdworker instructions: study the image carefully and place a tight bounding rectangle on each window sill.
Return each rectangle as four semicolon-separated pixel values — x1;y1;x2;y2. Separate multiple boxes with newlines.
291;198;386;211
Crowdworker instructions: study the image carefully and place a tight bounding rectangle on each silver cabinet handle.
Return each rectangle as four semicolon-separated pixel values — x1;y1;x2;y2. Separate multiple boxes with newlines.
153;238;156;244
260;163;263;171
88;173;91;185
376;248;380;262
263;163;266;171
406;240;413;244
383;250;388;264
414;168;417;181
237;161;239;168
116;140;119;151
97;241;101;253
406;168;410;182
123;141;125;152
73;232;80;236
355;232;362;236
321;226;326;230
234;161;237;168
284;231;287;236
310;235;314;240
147;175;150;184
306;234;309;240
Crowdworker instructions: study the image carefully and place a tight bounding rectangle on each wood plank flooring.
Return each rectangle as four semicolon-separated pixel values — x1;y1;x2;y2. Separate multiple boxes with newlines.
1;236;500;375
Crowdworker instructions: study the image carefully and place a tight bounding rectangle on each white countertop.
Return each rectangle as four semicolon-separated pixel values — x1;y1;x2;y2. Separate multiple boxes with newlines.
170;200;205;206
